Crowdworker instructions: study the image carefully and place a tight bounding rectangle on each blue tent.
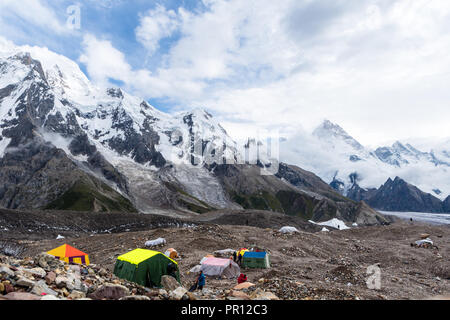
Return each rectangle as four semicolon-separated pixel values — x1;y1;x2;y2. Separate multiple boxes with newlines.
242;251;270;269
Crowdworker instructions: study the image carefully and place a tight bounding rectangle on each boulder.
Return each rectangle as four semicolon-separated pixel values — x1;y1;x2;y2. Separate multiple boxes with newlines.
55;276;70;288
68;290;86;300
16;276;35;288
169;287;188;300
45;271;56;285
4;282;14;294
0;266;15;277
22;267;46;278
32;280;58;296
88;283;130;300
35;253;64;270
233;282;255;290
230;290;250;300
186;292;197;300
250;289;279;300
4;292;41;300
161;275;180;291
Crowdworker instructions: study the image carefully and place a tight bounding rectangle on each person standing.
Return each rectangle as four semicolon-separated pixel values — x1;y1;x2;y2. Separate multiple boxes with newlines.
197;270;206;290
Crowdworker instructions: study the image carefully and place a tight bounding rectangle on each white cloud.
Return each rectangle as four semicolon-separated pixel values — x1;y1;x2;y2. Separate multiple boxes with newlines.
0;0;69;35
79;1;450;145
79;34;133;86
135;5;181;56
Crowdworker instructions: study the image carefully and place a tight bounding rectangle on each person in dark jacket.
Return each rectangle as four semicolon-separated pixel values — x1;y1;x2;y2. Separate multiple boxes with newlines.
197;271;206;290
189;271;206;292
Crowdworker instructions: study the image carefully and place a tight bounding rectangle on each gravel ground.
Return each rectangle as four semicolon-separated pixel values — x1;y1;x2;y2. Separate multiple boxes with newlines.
4;218;447;300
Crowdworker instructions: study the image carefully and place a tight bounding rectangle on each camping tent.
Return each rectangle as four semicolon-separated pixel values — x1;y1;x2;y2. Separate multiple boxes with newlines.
113;249;180;287
200;257;240;279
47;244;90;266
164;248;179;259
242;251;270;269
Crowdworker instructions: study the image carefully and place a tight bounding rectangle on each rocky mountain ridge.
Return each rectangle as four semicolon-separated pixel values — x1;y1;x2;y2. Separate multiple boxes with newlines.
0;41;389;226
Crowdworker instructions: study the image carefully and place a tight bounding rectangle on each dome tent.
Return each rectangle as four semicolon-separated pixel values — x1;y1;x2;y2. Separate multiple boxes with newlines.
47;244;90;266
242;251;270;269
200;257;240;279
164;248;179;259
113;249;180;287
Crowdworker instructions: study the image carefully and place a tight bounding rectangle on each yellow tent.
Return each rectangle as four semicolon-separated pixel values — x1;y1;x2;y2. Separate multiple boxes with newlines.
47;244;90;266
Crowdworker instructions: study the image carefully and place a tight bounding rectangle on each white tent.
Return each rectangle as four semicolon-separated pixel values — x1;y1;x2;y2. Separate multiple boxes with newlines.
199;257;240;279
145;238;166;247
279;226;299;234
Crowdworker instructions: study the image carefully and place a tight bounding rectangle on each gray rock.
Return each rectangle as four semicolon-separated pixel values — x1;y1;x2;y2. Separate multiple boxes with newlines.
88;283;130;300
31;280;58;296
169;287;188;300
161;275;180;292
16;276;35;288
22;267;46;278
4;292;41;300
0;266;15;277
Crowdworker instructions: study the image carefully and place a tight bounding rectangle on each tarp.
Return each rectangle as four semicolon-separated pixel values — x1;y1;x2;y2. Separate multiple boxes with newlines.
113;249;180;287
47;244;90;266
145;238;166;247
214;249;235;258
242;251;270;269
238;248;249;257
279;226;299;234
200;257;240;279
415;238;433;246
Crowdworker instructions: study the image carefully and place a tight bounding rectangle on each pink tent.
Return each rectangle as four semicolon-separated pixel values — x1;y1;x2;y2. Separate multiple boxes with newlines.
200;257;240;279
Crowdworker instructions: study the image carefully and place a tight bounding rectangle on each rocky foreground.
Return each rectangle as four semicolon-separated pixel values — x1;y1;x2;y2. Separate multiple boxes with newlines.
1;221;449;301
0;252;280;301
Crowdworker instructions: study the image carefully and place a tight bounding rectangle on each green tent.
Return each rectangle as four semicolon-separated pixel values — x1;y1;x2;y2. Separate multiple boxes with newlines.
113;248;180;287
241;251;270;269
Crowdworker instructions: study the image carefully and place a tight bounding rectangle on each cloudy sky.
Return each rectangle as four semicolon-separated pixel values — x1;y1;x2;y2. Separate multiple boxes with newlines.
1;0;450;146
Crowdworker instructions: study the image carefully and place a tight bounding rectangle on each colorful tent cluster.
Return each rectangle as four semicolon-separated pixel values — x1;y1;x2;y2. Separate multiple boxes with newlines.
47;244;90;266
241;251;270;269
113;249;180;287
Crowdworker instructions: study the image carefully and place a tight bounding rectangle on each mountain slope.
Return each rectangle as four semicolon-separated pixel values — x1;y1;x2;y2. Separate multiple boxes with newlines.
355;177;445;213
0;41;389;226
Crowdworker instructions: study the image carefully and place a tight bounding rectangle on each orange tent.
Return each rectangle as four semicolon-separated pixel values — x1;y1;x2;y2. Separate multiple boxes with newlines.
164;248;179;259
47;244;90;266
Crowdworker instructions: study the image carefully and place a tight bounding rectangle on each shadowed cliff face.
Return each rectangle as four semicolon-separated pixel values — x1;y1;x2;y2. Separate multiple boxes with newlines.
346;177;446;213
210;163;390;225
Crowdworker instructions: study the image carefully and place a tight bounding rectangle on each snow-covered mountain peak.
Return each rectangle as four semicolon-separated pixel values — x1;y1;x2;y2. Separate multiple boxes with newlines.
313;119;366;153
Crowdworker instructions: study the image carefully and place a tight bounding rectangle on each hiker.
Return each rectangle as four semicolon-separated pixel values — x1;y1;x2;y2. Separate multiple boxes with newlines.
167;262;177;279
237;251;243;266
233;251;237;262
189;270;206;292
237;273;247;284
